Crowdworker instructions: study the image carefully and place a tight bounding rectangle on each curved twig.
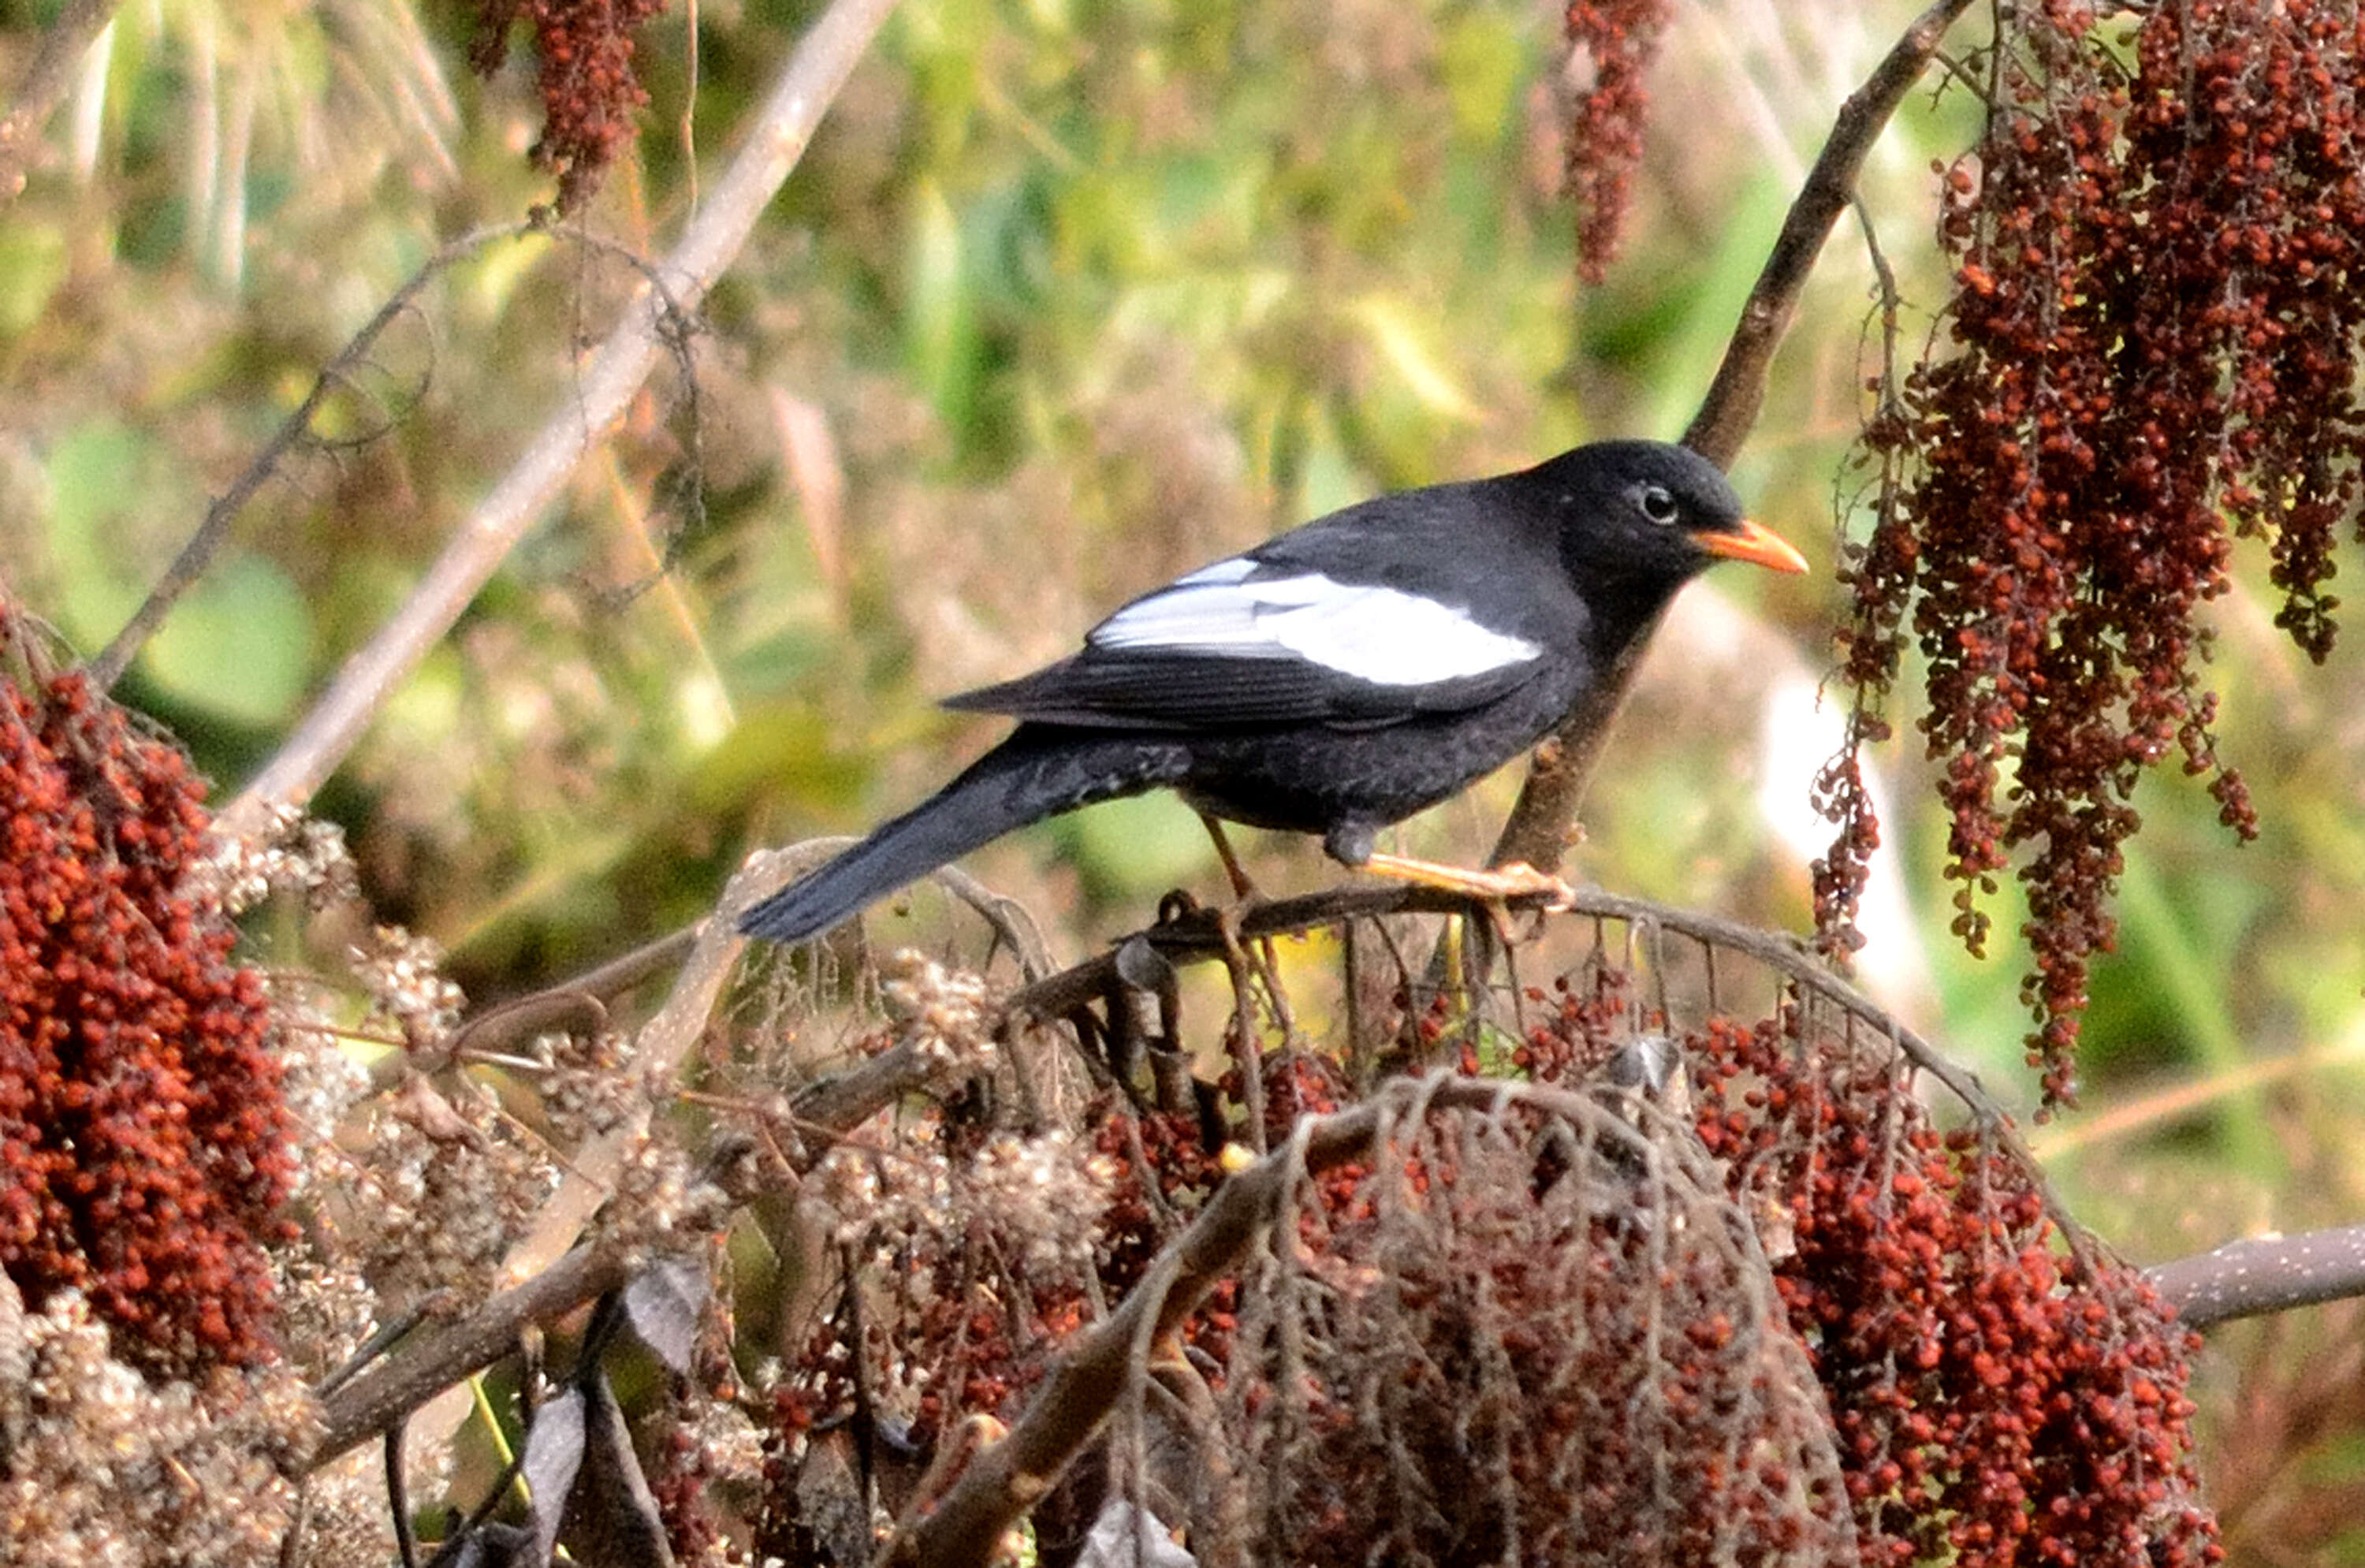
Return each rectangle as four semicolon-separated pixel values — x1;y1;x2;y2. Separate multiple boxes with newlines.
1009;879;2092;1257
424;925;697;1073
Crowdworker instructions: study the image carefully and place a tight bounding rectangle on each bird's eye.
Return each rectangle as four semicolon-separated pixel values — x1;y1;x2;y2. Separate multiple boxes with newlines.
1635;484;1681;527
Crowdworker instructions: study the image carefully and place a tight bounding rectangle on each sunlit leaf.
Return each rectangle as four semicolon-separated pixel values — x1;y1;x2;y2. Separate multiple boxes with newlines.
904;177;981;444
0;226;69;339
1055;793;1214;903
143;553;314;727
41;421;184;649
1347;293;1483;423
1439;11;1528;142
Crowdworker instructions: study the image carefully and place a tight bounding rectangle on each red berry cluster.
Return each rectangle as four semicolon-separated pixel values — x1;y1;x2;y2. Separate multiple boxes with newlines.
1093;1102;1229;1295
1822;0;2365;1104
1514;964;1639;1082
0;626;292;1374
753;1385;821;1562
646;1395;730;1565
1692;1012;2221;1567
470;0;666;214
1561;0;1673;283
754;960;2220;1562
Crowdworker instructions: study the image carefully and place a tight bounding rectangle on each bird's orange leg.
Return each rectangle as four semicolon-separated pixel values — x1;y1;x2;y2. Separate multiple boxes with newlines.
1358;851;1576;909
1194;813;1298;1059
1197;813;1261;902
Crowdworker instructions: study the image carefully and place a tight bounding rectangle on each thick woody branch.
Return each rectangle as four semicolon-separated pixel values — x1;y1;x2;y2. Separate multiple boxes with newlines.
303;1238;635;1471
2149;1224;2365;1331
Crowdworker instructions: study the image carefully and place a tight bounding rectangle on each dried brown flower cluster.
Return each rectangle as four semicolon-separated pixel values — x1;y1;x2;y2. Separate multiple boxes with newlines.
1227;1080;1855;1564
1821;0;2365;1104
1562;0;1672;282
0;620;292;1376
0;1278;317;1566
756;1101;1130;1559
470;0;669;214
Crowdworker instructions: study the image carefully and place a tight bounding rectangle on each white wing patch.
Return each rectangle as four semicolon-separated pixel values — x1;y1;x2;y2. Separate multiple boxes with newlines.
1089;568;1543;687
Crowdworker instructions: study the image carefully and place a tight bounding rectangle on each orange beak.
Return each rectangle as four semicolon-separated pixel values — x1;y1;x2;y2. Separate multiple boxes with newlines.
1698;517;1810;575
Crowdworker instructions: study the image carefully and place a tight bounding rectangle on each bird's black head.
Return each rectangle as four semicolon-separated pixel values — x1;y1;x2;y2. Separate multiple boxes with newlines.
1524;440;1807;595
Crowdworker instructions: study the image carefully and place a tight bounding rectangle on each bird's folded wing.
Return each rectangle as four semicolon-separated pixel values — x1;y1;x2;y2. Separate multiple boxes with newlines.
945;560;1549;731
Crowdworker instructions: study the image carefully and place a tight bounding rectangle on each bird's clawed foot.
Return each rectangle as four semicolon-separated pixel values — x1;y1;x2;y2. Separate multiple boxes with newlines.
1358;851;1576;911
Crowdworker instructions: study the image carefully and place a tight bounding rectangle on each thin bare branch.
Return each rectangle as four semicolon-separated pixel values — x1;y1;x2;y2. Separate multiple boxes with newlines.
1683;0;1979;467
86;225;531;695
217;0;905;845
1006;881;1542;1021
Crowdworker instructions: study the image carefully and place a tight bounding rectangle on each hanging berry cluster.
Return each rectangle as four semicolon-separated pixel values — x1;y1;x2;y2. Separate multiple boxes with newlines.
1819;0;2365;1104
0;615;293;1374
471;0;668;215
1562;0;1673;283
1691;1012;2220;1568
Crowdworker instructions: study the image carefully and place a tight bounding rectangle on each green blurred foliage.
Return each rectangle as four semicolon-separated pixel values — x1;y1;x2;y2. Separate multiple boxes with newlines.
3;0;2365;1544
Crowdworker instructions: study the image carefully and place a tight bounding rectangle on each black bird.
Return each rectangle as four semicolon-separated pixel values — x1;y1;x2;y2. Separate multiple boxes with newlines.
739;439;1807;944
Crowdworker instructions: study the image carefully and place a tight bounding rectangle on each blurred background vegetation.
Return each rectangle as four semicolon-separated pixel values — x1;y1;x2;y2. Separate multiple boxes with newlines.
4;0;2365;1552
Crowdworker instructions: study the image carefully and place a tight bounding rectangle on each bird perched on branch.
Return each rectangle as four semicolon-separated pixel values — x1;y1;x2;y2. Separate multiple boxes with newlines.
740;439;1806;945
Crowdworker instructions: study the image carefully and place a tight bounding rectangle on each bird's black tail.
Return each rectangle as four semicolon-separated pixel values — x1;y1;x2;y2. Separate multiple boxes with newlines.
738;728;1191;944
